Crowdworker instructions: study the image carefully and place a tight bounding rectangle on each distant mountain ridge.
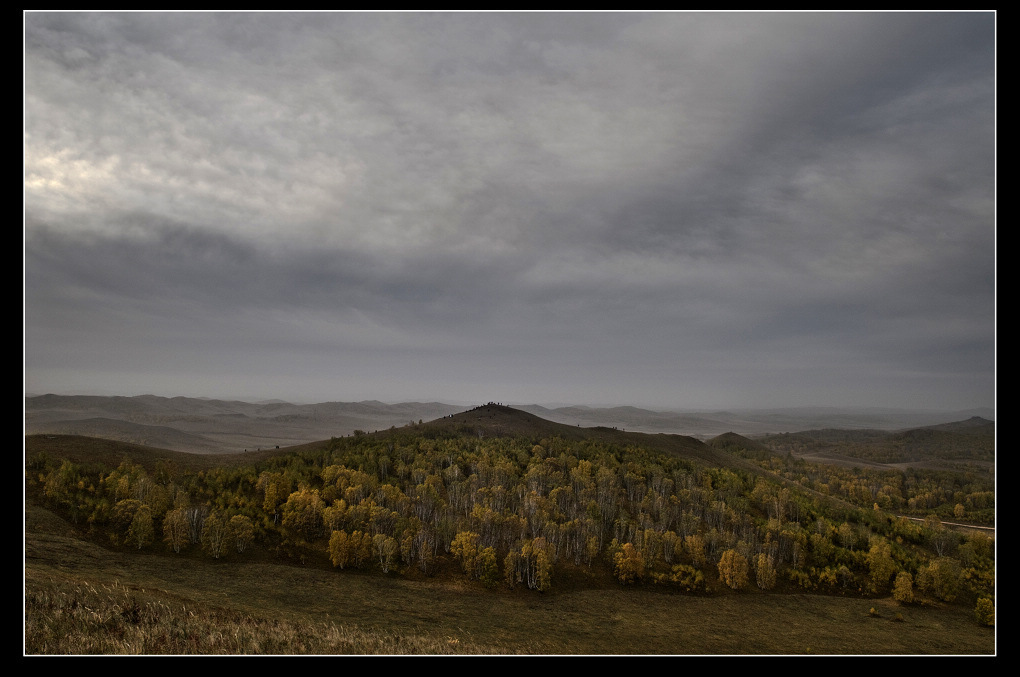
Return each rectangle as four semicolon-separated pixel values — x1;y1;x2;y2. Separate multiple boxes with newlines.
25;394;465;454
25;394;994;455
517;403;993;439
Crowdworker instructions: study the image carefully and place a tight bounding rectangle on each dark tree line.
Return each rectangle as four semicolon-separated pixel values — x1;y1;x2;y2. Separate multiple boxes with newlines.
28;429;994;606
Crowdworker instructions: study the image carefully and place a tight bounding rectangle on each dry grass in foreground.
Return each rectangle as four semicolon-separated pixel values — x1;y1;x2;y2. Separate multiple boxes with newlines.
25;502;993;656
25;576;511;655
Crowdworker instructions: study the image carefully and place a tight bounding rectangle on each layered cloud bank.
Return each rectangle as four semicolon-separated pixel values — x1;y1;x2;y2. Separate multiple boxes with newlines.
25;12;995;410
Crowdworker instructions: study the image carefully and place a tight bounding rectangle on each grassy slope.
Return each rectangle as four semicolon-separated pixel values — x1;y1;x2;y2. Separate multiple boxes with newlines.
25;505;993;655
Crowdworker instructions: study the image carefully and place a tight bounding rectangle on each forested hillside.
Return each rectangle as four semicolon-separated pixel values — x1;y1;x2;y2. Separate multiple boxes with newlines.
26;405;994;613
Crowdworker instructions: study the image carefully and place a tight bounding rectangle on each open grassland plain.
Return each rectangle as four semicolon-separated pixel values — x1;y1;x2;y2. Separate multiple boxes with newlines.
25;503;993;656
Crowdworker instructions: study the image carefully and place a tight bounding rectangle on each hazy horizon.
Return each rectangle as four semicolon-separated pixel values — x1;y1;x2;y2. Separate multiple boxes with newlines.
23;389;995;418
25;12;996;413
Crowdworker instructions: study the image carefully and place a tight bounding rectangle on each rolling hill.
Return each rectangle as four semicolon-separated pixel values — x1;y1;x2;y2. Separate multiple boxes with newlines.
757;417;996;467
25;394;464;454
25;394;993;455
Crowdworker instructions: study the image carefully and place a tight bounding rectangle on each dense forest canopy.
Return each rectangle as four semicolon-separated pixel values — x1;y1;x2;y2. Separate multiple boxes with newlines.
26;405;994;611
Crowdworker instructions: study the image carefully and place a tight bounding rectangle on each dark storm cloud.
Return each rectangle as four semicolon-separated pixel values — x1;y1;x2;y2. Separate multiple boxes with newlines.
24;12;995;410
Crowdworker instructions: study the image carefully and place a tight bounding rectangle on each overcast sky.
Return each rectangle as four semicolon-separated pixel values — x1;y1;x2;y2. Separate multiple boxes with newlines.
24;11;995;411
